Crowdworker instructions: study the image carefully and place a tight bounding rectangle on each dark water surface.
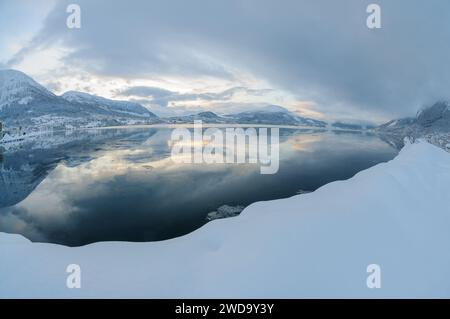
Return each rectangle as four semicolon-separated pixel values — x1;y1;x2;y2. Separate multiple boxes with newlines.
0;127;398;246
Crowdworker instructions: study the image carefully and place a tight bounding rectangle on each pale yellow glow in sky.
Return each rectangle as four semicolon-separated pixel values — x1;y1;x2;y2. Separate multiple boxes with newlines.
12;49;321;119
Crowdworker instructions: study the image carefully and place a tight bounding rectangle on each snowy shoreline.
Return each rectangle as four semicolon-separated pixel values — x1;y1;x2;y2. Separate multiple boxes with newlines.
1;141;449;298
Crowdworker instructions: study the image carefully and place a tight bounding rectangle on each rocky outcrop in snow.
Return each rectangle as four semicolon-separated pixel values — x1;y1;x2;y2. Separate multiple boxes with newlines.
206;205;245;221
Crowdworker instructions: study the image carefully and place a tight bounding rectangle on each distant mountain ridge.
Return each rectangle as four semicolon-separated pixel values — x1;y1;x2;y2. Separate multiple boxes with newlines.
165;109;327;127
226;110;327;127
1;69;332;134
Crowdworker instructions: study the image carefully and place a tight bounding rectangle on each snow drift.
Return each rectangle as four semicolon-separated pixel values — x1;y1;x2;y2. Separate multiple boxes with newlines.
0;141;449;298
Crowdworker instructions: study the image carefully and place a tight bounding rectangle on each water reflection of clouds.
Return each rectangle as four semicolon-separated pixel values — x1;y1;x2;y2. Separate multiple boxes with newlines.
0;145;261;243
286;134;323;152
0;129;398;245
0;130;328;236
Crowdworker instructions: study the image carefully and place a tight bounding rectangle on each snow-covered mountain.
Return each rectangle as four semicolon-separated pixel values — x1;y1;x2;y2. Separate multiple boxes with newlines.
0;70;159;131
165;111;229;124
416;101;450;128
1;69;329;132
164;108;327;127
226;109;327;127
377;101;450;134
229;105;327;127
376;101;450;150
62;91;156;118
0;69;56;110
0;69;78;124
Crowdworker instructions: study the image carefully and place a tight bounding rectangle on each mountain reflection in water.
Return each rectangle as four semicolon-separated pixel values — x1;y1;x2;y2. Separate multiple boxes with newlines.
0;127;398;246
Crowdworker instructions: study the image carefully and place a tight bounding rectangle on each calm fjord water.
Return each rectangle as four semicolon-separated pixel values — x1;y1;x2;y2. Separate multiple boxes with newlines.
0;127;398;246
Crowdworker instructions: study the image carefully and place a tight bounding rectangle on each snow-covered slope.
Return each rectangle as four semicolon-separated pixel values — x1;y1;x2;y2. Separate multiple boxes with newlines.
62;91;157;118
0;70;159;131
376;101;450;149
416;101;450;128
1;141;449;298
0;69;55;110
163;106;327;127
165;111;230;124
378;101;450;134
227;110;327;127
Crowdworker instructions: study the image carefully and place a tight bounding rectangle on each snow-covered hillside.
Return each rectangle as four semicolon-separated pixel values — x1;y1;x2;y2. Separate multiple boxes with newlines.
0;70;159;132
165;111;230;124
376;101;450;149
1;141;449;298
164;108;327;127
0;69;55;110
62;91;156;118
226;110;327;127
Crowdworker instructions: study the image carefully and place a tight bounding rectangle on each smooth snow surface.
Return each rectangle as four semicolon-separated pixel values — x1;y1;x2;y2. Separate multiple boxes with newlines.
1;141;449;298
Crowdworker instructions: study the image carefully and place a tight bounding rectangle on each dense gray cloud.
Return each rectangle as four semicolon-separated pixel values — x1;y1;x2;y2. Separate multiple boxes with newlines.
7;0;450;119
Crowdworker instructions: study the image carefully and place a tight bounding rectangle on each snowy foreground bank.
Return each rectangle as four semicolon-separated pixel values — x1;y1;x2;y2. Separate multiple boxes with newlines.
1;141;450;298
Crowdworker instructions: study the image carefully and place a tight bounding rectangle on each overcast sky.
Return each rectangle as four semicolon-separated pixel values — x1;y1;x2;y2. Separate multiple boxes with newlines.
1;0;450;123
